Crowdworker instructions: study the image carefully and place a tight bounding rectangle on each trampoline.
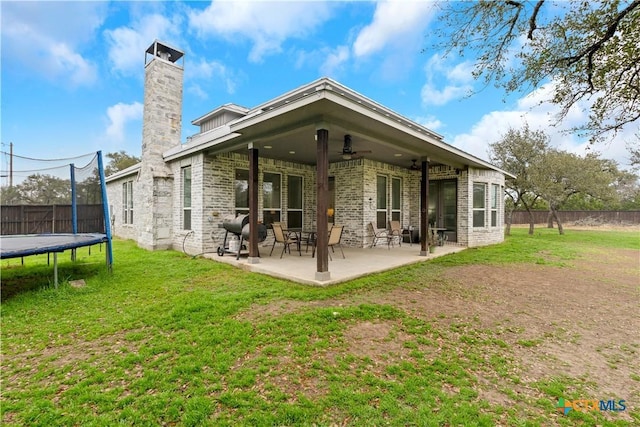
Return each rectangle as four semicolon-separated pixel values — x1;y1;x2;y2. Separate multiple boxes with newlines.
0;151;113;288
1;233;110;287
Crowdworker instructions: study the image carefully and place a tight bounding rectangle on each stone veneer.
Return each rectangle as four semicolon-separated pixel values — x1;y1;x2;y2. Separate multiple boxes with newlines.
136;55;183;250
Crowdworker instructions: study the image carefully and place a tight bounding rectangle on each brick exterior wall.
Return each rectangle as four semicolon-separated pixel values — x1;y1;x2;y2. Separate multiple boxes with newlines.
167;154;425;254
462;167;505;247
108;156;507;253
105;173;139;242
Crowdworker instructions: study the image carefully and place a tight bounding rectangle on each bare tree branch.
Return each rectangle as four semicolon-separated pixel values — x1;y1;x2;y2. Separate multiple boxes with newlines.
527;0;545;39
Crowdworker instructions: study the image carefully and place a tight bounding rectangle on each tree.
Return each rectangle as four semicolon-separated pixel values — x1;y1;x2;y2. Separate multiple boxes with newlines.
489;125;549;235
105;151;140;176
0;185;22;205
628;130;640;168
433;0;640;144
532;151;618;234
16;174;71;205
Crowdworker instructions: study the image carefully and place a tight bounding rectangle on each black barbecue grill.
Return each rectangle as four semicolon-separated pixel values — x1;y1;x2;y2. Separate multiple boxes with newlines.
217;214;267;259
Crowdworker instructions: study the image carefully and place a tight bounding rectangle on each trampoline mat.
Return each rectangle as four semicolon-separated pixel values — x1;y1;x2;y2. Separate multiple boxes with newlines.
1;233;108;259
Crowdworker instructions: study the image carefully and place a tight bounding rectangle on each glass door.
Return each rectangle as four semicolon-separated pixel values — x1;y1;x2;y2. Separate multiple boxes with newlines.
428;179;457;242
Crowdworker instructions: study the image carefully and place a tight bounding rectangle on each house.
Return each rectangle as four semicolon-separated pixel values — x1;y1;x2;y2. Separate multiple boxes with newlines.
106;41;511;282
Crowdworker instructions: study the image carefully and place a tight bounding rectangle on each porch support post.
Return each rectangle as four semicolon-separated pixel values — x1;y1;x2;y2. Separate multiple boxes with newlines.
248;144;260;264
315;127;330;281
420;158;430;256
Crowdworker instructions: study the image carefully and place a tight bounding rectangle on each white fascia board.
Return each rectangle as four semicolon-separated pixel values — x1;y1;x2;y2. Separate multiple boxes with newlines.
230;90;326;133
321;91;513;176
191;104;250;126
321;78;444;141
105;163;141;182
164;130;242;162
248;77;329;113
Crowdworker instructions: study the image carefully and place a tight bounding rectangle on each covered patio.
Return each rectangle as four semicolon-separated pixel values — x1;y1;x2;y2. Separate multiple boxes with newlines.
158;77;510;285
205;242;465;286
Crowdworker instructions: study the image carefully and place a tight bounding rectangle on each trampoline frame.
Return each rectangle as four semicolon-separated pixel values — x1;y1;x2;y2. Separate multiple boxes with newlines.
0;151;113;288
1;233;110;287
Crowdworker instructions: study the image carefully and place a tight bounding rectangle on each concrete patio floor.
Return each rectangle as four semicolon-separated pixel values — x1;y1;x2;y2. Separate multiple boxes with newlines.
203;242;466;286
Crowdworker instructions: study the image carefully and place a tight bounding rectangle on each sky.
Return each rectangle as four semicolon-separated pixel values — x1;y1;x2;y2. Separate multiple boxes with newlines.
1;0;637;184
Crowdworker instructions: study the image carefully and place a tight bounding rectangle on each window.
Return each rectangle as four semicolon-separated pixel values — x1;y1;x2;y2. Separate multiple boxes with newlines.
182;166;192;230
234;169;249;216
491;184;500;227
473;183;486;227
391;177;402;222
122;181;133;224
287;175;303;228
263;172;281;225
376;175;387;229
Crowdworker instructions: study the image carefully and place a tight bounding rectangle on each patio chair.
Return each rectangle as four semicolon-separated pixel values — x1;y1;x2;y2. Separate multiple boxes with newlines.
327;225;345;260
387;220;402;247
367;221;393;249
270;223;300;258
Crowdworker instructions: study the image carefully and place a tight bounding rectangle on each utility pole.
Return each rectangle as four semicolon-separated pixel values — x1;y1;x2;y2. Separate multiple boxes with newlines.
9;142;13;187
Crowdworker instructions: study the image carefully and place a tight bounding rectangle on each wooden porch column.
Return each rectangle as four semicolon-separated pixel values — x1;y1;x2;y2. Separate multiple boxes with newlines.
248;144;260;264
420;158;430;256
315;127;330;281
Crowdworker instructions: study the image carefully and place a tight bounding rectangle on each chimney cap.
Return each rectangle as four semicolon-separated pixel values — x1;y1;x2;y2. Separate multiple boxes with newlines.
145;40;184;64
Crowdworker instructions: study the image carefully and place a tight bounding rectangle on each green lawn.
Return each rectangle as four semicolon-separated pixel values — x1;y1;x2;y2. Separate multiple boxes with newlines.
1;227;638;426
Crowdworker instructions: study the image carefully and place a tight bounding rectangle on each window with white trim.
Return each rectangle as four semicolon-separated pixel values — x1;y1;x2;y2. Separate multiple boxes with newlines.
376;175;387;229
122;180;133;224
473;183;486;227
182;166;192;230
391;177;402;222
263;172;281;225
491;184;500;227
287;175;303;229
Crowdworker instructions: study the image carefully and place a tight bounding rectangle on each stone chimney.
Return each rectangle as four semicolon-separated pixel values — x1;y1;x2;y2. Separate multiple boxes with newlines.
138;40;184;250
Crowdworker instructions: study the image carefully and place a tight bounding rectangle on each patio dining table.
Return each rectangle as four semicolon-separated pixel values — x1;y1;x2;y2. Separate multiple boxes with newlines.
430;227;448;246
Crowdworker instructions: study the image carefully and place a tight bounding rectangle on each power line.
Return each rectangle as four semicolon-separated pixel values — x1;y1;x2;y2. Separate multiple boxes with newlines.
0;150;96;162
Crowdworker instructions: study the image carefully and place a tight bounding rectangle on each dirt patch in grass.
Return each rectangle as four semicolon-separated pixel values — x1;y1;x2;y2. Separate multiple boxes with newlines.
370;247;639;417
237;245;638;417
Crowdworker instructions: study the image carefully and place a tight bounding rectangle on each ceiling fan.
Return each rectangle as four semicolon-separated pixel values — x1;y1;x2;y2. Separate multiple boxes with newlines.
340;134;372;160
409;159;421;170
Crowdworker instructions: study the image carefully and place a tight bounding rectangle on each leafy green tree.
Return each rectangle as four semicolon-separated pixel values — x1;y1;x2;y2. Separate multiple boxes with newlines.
0;185;22;205
628;130;640;168
16;174;71;205
433;0;640;143
489;125;549;235
105;151;140;176
532;151;617;234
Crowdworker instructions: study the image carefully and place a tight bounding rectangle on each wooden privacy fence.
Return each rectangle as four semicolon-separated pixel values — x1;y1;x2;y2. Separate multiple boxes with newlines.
0;205;105;235
510;210;640;224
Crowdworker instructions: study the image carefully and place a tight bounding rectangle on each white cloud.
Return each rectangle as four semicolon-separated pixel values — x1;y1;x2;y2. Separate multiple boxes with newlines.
352;0;436;58
415;115;444;131
188;1;333;62
0;2;105;85
320;45;351;77
450;84;636;168
421;54;474;106
186;59;239;97
105;102;143;143
105;13;182;75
